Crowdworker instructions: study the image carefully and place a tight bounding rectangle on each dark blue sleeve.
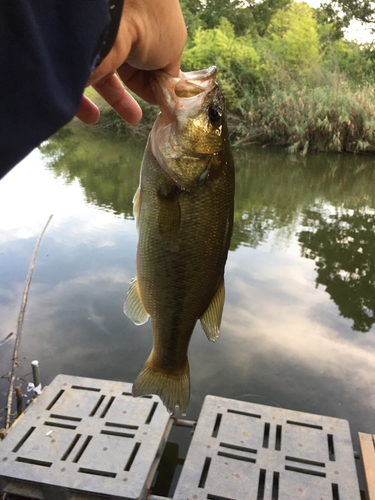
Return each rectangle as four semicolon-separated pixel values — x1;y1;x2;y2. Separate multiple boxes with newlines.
0;0;111;178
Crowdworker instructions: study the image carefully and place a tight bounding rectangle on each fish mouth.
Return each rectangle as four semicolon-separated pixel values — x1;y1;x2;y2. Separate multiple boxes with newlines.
150;66;217;121
174;66;217;98
149;67;220;188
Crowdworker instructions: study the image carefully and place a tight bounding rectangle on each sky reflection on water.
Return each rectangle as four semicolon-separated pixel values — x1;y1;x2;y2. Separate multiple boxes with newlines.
1;132;375;447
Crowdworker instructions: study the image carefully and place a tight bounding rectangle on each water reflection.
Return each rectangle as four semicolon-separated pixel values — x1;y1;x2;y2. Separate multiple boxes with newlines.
41;129;375;336
232;148;375;249
40;129;375;337
2;128;375;447
40;127;144;218
299;207;375;332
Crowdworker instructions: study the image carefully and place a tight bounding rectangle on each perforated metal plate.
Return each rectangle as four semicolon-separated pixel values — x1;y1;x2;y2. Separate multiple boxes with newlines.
0;374;172;500
173;395;360;500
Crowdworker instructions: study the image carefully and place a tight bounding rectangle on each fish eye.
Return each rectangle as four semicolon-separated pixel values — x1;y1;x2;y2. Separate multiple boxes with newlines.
208;104;222;124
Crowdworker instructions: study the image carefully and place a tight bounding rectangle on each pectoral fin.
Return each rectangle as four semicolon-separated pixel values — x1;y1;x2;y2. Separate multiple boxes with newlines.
133;186;142;231
200;279;225;342
124;277;149;325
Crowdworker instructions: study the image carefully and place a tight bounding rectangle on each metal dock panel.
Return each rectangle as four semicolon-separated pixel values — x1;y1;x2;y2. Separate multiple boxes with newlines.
0;374;172;500
173;395;360;500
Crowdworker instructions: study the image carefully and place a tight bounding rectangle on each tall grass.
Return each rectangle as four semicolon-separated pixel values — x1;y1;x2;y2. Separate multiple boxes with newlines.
234;74;375;154
80;67;375;155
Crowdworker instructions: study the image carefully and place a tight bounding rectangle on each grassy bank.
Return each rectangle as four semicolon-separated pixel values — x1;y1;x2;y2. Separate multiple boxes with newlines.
77;1;375;154
82;77;375;155
235;79;375;153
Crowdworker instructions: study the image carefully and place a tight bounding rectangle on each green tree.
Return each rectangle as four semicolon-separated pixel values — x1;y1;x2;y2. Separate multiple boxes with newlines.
198;0;250;35
247;0;291;37
262;2;321;76
182;0;291;38
320;0;375;32
321;38;375;83
180;0;205;42
182;18;261;109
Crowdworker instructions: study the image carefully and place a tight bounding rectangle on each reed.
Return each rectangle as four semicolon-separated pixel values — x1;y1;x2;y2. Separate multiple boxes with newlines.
234;76;375;154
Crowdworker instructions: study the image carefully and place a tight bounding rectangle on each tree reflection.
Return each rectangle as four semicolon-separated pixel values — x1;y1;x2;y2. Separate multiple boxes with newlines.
39;125;144;219
299;207;375;332
41;127;375;332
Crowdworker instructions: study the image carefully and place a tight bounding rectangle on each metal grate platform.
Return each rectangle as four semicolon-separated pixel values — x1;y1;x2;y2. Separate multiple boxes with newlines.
173;395;360;500
0;374;172;500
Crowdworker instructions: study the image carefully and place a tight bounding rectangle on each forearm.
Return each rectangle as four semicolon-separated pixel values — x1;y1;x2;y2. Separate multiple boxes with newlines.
0;0;187;178
0;0;112;178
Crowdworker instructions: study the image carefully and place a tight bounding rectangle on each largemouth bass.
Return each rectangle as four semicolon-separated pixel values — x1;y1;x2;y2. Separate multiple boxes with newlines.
124;67;234;414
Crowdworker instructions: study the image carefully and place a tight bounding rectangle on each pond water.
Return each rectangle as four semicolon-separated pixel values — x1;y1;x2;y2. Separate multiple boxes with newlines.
1;126;375;492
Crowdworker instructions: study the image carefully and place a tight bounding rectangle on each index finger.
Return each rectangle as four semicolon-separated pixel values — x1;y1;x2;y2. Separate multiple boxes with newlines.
92;73;142;125
160;50;184;78
117;65;157;105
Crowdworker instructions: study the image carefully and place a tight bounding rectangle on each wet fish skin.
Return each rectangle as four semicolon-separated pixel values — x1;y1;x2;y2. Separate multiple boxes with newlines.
124;67;234;414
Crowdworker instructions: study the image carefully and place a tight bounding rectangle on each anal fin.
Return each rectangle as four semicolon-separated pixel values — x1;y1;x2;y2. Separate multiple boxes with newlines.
124;277;149;325
200;279;225;342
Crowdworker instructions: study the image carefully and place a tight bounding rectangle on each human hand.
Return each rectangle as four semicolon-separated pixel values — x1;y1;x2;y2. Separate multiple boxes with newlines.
76;0;187;125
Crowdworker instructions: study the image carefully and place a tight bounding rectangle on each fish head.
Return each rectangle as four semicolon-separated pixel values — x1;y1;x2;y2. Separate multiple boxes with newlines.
150;67;228;189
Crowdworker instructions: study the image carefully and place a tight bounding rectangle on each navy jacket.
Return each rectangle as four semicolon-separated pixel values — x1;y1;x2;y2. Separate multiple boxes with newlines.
0;0;112;178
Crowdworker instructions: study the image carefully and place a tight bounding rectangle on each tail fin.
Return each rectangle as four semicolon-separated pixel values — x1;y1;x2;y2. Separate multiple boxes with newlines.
132;355;190;415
